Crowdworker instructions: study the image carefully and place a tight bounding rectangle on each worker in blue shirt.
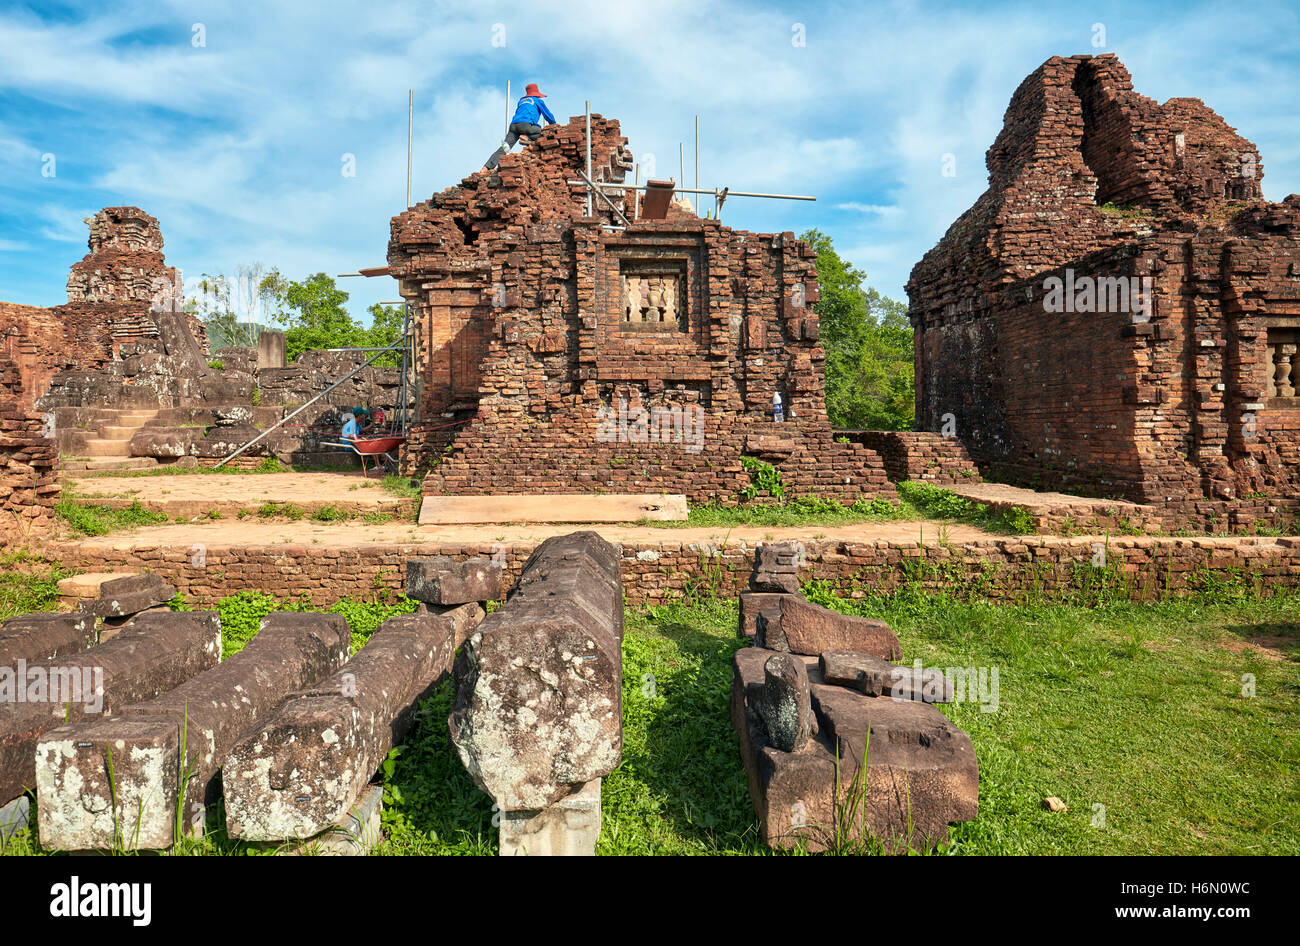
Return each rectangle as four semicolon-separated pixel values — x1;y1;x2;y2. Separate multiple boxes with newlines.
483;83;557;171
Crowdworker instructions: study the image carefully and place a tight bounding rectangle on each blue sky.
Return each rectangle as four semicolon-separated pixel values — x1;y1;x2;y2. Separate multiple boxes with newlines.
2;0;1298;324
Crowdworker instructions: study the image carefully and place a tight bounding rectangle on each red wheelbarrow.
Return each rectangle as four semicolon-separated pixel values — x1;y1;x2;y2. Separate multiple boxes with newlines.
321;435;406;478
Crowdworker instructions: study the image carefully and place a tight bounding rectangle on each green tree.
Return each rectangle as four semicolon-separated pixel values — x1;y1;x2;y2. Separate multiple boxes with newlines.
366;303;405;367
264;272;369;363
801;229;914;430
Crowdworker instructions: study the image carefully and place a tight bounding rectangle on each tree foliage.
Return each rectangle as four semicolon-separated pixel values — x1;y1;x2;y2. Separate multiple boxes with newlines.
261;271;404;365
801;229;914;430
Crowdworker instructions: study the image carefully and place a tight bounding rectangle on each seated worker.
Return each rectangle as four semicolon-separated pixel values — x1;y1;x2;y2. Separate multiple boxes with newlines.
352;406;372;435
340;412;359;442
483;83;556;171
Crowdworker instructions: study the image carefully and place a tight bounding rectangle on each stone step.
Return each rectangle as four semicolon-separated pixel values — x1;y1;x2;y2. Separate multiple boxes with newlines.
62;457;158;473
80;439;133;457
100;425;140;439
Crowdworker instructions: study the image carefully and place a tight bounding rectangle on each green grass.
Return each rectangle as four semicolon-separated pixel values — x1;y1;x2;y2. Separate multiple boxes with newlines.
380;474;422;499
54;498;169;536
0;560;67;621
4;562;1296;855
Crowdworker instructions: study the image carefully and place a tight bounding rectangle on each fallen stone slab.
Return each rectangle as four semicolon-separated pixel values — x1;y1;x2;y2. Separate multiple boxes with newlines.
731;647;977;852
223;604;482;841
419;493;687;524
450;531;623;811
0;611;221;804
36;612;349;851
0;613;96;667
406;555;503;606
757;595;901;659
499;778;601;856
56;573;136;610
738;591;790;638
80;574;176;619
820;651;954;703
747;652;817;752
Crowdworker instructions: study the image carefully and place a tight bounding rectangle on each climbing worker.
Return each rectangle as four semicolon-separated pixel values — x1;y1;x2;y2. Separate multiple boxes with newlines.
483;83;557;171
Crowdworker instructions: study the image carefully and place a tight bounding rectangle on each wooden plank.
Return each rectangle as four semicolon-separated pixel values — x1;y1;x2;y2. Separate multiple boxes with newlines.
418;493;688;525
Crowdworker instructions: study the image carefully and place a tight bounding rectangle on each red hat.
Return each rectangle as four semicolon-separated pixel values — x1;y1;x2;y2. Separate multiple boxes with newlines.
525;82;546;98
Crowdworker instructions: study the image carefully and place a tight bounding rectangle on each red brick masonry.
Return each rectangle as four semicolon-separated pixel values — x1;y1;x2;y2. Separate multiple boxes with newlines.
49;534;1300;607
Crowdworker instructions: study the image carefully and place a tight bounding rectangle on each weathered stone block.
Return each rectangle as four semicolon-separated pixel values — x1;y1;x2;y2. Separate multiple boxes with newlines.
449;532;623;811
0;611;221;804
750;543;801;594
0;613;96;667
81;573;176;618
738;591;790;638
223;604;481;840
499;778;602;856
405;555;503;605
731;647;978;852
747;652;817;752
758;595;901;659
36;612;347;850
820;651;953;703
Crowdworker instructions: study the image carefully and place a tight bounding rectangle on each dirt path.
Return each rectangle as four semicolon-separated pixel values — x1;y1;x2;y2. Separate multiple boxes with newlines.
61;516;995;552
69;472;413;517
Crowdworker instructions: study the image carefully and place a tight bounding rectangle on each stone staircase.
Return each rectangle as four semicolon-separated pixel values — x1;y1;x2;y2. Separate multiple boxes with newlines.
61;408;161;473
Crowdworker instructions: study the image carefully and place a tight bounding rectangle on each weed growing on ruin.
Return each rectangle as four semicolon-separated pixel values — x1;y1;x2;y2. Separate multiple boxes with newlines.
739;456;785;500
54;498;169;536
896;481;1034;534
0;563;66;621
380;475;421;499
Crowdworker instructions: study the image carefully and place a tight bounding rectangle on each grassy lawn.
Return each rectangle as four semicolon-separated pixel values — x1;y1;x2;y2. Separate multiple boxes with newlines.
2;568;1296;855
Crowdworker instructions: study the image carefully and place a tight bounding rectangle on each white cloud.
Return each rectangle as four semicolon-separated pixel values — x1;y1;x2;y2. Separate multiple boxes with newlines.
0;0;1297;313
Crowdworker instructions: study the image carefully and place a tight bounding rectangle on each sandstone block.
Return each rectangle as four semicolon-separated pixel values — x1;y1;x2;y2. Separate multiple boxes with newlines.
0;611;221;803
449;532;623;811
406;555;503;605
0;613;96;667
223;604;482;840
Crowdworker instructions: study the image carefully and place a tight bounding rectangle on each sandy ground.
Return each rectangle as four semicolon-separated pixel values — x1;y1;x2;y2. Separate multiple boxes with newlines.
61;516;996;552
69;471;413;517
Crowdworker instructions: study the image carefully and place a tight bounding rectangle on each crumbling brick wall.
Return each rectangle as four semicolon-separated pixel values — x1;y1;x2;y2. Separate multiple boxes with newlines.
0;207;209;413
389;114;893;503
0;354;58;536
907;53;1297;511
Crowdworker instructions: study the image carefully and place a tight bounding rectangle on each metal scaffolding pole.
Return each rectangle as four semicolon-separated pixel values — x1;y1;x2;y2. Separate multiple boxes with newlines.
569;181;816;202
406;90;413;208
694;115;699;209
585;100;592;216
213;338;407;469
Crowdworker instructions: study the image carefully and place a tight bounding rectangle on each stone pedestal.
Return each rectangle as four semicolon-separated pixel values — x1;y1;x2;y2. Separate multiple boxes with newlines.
499;779;602;856
257;330;286;369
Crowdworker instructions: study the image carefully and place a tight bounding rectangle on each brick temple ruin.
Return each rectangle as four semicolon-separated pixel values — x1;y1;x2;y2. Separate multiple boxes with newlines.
387;114;894;504
0;207;407;535
908;54;1300;526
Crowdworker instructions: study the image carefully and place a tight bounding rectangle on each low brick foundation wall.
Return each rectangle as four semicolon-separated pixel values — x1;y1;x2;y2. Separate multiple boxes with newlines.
839;431;981;485
47;533;1300;607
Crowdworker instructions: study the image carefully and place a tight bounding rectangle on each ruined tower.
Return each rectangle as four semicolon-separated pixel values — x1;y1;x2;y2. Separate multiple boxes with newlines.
907;54;1299;524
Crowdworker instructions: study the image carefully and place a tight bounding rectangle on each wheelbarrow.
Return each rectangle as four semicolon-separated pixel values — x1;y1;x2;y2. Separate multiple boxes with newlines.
321;435;406;478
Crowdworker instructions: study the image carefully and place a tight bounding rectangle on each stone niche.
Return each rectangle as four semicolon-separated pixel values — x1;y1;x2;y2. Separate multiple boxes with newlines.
1264;323;1299;405
619;260;687;333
